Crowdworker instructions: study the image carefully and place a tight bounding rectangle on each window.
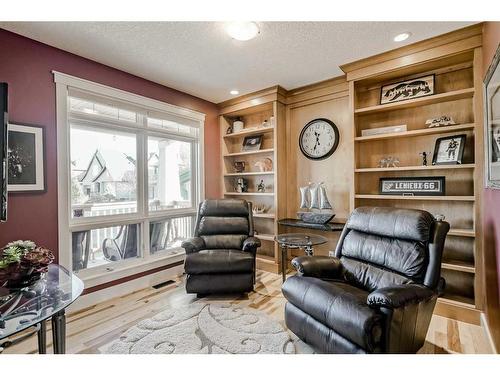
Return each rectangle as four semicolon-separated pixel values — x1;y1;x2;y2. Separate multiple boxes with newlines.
55;72;205;279
70;125;138;218
148;136;193;211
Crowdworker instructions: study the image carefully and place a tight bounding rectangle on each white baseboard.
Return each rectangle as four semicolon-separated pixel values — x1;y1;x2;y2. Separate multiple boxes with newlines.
68;264;184;313
480;312;498;354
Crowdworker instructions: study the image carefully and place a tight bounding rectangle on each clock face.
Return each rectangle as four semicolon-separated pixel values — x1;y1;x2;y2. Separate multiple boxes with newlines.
299;118;339;160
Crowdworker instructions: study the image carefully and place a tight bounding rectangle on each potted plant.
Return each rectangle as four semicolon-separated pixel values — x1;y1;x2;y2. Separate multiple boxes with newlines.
0;240;54;288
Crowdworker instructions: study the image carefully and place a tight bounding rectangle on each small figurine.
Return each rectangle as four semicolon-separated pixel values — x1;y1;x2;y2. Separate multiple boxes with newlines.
226;125;233;134
419;151;428;166
379;156;400;168
235;178;248;193
257;180;266;193
426;116;456;128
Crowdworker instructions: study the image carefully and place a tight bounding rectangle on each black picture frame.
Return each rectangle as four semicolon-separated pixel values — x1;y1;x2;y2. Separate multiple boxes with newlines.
7;122;46;193
380;74;435;105
299;118;340;161
379;176;445;196
432;134;466;165
0;83;7;221
242;134;263;152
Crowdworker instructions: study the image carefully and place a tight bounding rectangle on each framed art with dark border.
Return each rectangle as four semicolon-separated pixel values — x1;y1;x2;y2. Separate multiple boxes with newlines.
7;123;45;192
432;134;466;165
379;176;445;196
380;74;435;105
484;43;500;189
242;134;262;152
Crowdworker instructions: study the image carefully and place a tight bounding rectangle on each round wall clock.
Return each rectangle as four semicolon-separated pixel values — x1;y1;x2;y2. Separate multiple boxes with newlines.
299;118;340;160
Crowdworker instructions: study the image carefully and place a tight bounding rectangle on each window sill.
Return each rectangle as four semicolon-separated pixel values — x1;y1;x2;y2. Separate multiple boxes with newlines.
79;250;186;289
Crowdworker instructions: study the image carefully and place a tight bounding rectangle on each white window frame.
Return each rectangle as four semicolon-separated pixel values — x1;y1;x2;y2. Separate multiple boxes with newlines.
54;71;205;286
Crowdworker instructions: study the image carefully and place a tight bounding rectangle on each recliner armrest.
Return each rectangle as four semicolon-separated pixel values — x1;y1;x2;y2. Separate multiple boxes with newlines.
242;237;261;254
291;256;343;279
367;284;436;309
181;237;206;254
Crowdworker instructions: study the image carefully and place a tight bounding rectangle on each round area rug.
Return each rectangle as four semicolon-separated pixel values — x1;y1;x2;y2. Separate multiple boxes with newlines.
103;302;296;354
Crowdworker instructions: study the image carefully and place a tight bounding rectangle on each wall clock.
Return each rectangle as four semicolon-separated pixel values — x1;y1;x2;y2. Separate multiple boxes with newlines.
299;118;340;160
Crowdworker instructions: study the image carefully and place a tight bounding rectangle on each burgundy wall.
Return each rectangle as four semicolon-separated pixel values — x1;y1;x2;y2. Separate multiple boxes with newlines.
0;28;221;261
482;22;500;350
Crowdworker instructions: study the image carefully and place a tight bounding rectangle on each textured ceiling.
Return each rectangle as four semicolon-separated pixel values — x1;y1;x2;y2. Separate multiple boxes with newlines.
0;22;475;103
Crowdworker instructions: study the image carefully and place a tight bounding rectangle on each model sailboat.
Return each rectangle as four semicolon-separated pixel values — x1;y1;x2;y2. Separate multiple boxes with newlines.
297;182;335;224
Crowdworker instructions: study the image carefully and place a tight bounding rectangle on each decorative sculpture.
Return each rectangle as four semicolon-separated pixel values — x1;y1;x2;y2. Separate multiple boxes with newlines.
378;156;400;168
297;182;335;224
419;152;428;166
425;116;456;128
235;178;248;193
257;180;266;193
254;157;273;172
252;204;268;214
233;161;245;173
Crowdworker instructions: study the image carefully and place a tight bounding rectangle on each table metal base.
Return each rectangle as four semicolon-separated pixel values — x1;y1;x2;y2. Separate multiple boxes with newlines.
280;244;315;283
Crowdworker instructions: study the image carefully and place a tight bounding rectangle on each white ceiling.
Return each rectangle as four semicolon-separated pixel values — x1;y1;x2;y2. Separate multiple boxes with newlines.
0;22;475;103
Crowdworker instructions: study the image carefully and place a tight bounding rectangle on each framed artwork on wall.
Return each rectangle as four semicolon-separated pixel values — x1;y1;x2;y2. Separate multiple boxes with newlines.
380;74;435;105
484;43;500;189
7;123;45;192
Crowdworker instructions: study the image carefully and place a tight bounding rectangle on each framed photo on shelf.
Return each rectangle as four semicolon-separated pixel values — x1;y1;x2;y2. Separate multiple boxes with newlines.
242;134;262;152
484;43;500;189
379;176;445;196
432;134;466;165
380;74;435;105
7;123;45;192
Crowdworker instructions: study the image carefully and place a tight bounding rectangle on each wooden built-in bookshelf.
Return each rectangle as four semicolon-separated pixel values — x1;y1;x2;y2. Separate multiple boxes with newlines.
341;24;485;324
218;86;287;273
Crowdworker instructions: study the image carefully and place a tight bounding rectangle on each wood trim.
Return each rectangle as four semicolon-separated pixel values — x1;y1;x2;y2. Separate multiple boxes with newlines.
82;260;184;295
345;36;482;82
286;76;348;105
473;46;485;311
435;299;481;325
217;85;287;112
340;23;483;74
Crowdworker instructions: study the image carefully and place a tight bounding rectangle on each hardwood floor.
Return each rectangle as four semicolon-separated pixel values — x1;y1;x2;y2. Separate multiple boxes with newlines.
2;270;493;354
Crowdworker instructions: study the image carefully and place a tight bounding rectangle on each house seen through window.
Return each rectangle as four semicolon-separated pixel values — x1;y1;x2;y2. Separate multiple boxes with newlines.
65;90;202;273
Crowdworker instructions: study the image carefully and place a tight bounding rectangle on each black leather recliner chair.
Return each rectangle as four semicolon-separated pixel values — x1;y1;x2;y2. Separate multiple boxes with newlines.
182;199;261;295
282;206;449;353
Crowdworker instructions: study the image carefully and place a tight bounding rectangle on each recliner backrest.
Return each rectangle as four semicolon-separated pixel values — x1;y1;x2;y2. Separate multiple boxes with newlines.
194;199;253;249
335;207;447;291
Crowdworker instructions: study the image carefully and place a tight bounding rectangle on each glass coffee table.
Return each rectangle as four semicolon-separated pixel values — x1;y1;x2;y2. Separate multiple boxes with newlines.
0;264;84;354
275;233;328;282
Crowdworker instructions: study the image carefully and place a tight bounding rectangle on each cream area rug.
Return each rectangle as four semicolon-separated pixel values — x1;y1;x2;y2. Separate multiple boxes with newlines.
103;303;296;354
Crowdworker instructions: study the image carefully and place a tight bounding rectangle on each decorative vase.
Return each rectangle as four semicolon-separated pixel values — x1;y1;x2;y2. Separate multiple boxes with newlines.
233;119;244;133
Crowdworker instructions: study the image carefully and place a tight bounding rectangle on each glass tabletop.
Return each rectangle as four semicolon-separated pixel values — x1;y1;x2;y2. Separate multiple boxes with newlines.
274;233;328;247
0;264;84;340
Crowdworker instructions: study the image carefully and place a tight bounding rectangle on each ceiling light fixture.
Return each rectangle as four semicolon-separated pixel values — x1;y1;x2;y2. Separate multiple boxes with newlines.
230;90;239;95
226;22;260;41
393;32;411;42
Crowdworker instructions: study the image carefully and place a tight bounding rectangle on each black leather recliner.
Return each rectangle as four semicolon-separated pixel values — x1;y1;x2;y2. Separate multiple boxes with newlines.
182;199;261;295
282;206;449;353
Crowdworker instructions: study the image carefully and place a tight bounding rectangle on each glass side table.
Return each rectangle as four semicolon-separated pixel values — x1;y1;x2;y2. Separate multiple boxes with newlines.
275;233;328;282
0;264;84;354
